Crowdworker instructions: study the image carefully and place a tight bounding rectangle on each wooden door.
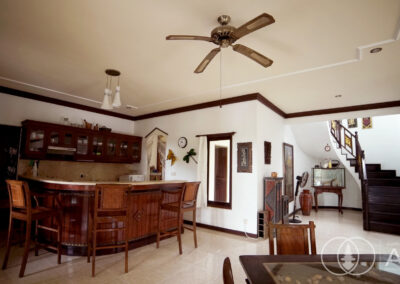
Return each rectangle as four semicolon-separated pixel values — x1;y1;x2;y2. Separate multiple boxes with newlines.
214;146;228;202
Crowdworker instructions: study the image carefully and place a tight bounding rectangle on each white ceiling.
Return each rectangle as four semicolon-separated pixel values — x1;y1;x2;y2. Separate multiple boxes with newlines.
1;0;400;116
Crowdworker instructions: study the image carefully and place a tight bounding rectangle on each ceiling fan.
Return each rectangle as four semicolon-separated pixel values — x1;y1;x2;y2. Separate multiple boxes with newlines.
166;13;275;73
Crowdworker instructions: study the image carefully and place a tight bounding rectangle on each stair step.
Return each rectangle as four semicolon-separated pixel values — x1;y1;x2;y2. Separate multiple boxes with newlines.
369;222;400;235
366;170;397;179
368;203;399;214
368;178;400;187
366;164;381;171
368;186;400;205
368;212;400;225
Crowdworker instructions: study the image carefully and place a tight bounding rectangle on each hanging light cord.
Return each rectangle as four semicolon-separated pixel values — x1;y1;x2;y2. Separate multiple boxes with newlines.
219;49;222;108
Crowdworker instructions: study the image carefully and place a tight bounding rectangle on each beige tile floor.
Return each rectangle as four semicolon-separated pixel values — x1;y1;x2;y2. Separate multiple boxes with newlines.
0;209;399;283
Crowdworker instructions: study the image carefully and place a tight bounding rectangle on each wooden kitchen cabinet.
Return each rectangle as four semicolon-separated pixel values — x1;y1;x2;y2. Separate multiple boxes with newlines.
21;120;142;163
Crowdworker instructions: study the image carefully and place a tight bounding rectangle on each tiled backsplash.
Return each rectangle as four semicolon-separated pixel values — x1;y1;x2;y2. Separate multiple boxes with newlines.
18;159;139;181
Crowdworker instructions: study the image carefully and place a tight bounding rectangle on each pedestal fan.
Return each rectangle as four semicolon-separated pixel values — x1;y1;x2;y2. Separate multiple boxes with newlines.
289;171;309;224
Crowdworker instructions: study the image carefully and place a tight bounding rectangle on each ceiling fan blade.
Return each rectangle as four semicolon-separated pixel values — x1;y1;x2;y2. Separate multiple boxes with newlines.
233;13;275;39
194;48;221;73
166;35;213;42
232;44;273;67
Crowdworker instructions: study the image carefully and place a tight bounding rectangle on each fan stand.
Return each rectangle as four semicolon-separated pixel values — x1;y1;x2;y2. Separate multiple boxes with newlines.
289;176;303;224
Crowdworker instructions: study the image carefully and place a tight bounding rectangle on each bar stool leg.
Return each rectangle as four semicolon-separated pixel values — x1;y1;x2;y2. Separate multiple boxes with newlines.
87;213;91;263
34;220;39;256
57;213;62;264
125;227;128;273
177;211;182;255
156;208;161;249
19;218;32;278
2;216;13;270
92;223;96;277
193;209;198;248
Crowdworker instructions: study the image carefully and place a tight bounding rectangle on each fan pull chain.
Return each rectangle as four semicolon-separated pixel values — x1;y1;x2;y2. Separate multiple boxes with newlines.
219;49;222;108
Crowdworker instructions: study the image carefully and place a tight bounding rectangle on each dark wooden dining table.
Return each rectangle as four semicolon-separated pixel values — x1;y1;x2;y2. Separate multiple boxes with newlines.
240;254;399;284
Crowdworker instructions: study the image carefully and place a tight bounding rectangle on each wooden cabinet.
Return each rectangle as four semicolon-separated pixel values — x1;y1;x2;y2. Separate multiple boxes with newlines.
263;177;283;224
21;120;142;163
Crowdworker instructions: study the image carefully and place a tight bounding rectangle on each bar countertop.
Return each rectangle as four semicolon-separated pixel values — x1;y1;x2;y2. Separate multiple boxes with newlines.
20;175;186;191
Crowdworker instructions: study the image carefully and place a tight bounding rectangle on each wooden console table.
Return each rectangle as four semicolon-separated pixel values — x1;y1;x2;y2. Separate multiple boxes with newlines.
313;186;345;214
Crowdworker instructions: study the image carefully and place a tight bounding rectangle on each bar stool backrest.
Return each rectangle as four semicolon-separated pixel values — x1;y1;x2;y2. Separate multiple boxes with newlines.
6;180;31;211
94;184;130;212
182;182;201;206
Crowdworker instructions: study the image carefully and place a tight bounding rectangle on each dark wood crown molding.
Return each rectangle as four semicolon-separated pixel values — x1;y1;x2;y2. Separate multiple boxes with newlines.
133;93;261;120
285;100;400;118
0;86;136;121
2;85;400;122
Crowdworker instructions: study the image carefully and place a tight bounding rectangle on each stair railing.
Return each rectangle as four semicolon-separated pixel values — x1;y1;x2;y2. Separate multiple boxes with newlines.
329;120;369;230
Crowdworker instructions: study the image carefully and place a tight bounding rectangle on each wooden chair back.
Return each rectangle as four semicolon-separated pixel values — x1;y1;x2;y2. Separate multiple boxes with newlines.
268;221;316;255
5;180;31;210
223;257;234;284
94;184;130;213
182;182;200;206
160;186;184;207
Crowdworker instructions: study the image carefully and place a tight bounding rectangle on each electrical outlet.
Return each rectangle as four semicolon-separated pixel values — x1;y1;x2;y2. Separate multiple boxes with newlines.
171;172;176;176
243;218;248;225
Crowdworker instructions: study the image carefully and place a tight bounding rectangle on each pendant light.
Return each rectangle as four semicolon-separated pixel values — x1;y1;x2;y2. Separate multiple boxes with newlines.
112;76;121;108
101;69;122;110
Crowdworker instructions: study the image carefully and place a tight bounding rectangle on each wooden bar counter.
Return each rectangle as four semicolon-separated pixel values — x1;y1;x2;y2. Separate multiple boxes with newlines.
20;176;185;256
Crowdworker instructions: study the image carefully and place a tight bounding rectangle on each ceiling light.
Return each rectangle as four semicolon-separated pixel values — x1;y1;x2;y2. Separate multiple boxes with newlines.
101;69;122;110
370;47;382;54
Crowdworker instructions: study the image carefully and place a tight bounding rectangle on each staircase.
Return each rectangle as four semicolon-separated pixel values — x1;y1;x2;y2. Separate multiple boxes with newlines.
329;120;400;235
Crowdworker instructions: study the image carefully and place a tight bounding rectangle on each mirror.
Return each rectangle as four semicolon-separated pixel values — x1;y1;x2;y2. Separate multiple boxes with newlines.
207;135;232;209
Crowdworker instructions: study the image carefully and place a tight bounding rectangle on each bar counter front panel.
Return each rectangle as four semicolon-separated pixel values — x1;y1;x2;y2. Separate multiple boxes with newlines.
23;177;185;256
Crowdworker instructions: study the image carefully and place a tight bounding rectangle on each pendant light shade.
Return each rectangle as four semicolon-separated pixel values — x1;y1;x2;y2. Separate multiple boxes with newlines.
101;88;113;110
112;86;121;108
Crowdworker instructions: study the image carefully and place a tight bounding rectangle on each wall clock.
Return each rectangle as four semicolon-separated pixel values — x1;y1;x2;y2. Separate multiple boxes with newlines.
324;144;331;152
178;137;187;148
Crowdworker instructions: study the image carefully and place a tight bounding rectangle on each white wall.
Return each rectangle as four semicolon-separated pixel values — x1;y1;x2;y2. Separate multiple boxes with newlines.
0;92;134;134
342;114;400;175
134;101;259;234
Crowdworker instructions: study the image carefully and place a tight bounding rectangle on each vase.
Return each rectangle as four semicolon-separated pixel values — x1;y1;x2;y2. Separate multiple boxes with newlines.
299;189;313;216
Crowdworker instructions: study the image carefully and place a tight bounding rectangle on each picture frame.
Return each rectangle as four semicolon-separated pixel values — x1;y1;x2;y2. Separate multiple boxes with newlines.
264;141;271;164
237;142;252;173
362;117;372;129
283;143;294;202
347;118;358;128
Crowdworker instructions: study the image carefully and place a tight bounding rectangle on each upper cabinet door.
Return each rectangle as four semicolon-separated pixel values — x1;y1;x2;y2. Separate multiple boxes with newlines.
91;135;105;161
118;139;130;162
131;138;142;163
106;136;118;162
23;127;47;159
75;133;92;161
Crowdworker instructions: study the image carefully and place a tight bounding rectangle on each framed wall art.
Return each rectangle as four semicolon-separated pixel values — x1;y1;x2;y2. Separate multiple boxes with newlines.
264;141;271;164
347;118;358;128
237;142;252;173
362;117;372;129
282;143;294;201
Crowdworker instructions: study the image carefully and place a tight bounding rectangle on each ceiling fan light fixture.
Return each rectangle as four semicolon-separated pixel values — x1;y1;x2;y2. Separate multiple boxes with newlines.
166;13;275;73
